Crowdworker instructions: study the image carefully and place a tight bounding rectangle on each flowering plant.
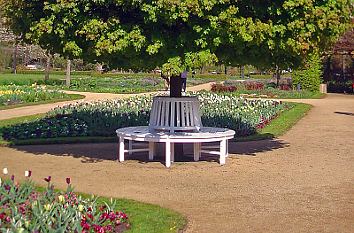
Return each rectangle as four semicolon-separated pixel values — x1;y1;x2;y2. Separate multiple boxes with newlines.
0;168;130;232
3;92;287;139
0;84;69;106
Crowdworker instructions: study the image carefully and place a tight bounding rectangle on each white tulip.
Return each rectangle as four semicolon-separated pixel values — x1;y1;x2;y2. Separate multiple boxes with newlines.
2;168;8;175
24;170;31;177
58;195;65;203
44;204;52;211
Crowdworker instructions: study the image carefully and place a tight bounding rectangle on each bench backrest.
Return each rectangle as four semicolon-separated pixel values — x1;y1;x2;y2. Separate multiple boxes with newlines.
149;96;202;133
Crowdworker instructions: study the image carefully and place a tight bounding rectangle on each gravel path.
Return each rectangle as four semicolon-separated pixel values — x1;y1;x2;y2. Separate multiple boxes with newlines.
0;93;353;232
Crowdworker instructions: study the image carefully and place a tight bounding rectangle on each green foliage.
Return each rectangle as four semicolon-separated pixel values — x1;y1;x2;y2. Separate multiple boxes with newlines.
292;53;323;92
2;0;352;72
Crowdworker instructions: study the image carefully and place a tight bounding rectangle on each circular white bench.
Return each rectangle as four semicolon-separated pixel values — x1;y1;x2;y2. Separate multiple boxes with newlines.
116;126;235;167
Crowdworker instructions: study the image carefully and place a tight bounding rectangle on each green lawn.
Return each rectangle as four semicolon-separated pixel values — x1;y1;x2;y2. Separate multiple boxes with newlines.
0;73;70;85
0;72;269;94
101;198;186;233
235;102;312;141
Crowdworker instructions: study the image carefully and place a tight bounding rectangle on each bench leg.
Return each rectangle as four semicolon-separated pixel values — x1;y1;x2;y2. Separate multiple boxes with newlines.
119;136;125;162
171;142;175;162
165;141;171;168
226;140;229;157
128;140;133;155
220;139;227;165
148;142;155;160
194;142;201;161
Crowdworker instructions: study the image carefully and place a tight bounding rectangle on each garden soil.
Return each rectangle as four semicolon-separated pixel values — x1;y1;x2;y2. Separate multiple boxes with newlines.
0;93;353;233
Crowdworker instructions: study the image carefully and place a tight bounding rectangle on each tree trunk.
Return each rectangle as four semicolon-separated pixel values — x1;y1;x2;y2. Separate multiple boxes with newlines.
240;65;245;79
201;65;205;74
342;53;345;79
66;59;71;87
169;74;183;159
275;65;281;87
44;54;51;82
12;43;18;74
170;74;182;97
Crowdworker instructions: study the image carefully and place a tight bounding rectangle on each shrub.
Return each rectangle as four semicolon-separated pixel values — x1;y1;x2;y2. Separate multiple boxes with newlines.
292;53;323;92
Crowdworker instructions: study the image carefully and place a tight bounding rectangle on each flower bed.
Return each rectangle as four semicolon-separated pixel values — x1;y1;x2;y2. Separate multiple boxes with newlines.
211;82;318;99
0;85;70;106
0;168;129;232
2;92;287;140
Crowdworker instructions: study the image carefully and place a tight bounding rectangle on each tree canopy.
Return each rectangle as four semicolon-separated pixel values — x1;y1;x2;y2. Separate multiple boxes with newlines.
2;0;352;74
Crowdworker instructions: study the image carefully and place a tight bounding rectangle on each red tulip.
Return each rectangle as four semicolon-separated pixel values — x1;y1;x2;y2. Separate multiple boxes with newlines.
44;176;51;182
66;177;71;185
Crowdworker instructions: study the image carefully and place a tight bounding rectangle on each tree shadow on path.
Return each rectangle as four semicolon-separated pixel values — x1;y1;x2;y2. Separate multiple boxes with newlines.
11;138;288;165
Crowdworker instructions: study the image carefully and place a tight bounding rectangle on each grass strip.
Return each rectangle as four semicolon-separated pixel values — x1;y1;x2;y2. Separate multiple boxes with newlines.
0;94;85;110
95;197;186;233
10;136;117;146
235;102;312;141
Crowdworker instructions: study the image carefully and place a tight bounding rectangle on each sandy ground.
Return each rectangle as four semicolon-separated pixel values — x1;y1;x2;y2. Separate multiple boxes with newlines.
0;93;353;232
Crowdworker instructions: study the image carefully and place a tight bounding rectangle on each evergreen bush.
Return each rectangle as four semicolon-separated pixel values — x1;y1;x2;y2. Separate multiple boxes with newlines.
292;53;323;92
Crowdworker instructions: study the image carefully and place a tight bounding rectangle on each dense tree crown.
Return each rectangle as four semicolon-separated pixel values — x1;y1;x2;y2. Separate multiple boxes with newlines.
2;0;352;74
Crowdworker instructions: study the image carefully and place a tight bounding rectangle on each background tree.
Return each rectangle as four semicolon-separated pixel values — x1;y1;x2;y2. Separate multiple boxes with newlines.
2;0;352;95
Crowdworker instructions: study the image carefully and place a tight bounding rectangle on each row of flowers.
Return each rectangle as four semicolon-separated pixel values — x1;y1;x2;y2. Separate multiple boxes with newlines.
211;82;265;92
0;168;129;233
2;92;288;140
211;83;316;99
0;84;70;106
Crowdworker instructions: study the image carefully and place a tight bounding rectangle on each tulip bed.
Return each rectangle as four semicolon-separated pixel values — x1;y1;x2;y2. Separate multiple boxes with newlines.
2;92;288;141
211;83;321;99
0;170;130;233
0;85;71;106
